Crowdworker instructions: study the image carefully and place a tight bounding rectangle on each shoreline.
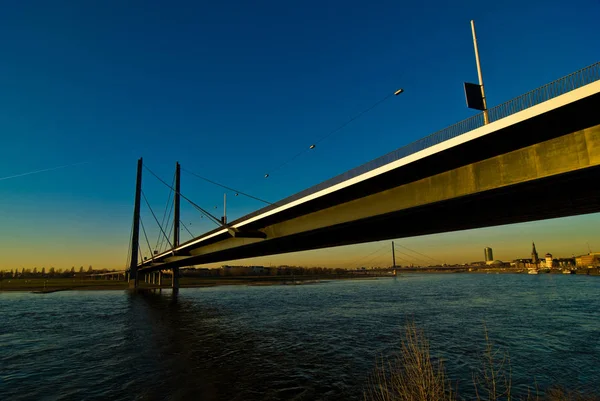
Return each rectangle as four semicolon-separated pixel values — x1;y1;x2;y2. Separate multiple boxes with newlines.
0;276;363;293
1;268;598;293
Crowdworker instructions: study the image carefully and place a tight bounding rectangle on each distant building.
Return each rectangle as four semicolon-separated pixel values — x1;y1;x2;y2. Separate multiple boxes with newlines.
484;247;494;262
557;258;575;267
575;253;600;268
544;253;555;268
511;259;532;269
220;265;270;276
531;242;539;266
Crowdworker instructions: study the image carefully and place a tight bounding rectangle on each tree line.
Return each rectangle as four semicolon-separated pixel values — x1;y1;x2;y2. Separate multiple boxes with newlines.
0;266;119;279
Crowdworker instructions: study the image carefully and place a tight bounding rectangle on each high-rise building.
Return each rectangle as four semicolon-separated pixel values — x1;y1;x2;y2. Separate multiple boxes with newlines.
484;247;493;262
531;242;539;265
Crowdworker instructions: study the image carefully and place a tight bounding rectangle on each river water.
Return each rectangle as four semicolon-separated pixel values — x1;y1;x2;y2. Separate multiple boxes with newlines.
1;274;599;400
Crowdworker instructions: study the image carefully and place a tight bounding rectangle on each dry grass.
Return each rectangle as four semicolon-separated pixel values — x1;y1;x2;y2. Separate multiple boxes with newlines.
365;321;455;401
365;322;597;401
472;324;512;401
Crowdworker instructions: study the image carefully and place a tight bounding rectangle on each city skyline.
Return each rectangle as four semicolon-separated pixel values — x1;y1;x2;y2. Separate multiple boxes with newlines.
1;211;598;270
1;1;599;270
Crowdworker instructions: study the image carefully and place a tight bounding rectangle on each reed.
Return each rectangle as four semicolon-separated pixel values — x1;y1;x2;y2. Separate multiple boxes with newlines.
365;321;597;401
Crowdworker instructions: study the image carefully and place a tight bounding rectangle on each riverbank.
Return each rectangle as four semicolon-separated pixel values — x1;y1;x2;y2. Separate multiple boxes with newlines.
0;275;370;292
394;266;600;275
2;268;597;292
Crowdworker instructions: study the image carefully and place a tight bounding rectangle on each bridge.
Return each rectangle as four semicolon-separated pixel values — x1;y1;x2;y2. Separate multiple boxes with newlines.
124;62;600;289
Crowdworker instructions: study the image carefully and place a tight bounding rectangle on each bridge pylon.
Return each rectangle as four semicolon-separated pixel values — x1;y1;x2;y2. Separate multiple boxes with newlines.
172;161;181;290
128;158;143;289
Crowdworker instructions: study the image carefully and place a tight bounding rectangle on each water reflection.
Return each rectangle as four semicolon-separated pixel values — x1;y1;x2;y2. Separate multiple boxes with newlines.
124;289;315;401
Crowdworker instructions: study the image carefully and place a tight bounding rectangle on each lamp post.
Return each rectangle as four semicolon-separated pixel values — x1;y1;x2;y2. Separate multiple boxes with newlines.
470;20;489;124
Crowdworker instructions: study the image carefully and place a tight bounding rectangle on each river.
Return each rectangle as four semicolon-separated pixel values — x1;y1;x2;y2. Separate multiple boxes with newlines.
1;274;599;400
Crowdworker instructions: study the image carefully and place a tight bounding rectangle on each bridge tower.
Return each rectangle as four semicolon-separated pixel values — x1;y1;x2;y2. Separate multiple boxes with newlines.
128;158;143;289
392;241;397;276
172;161;181;290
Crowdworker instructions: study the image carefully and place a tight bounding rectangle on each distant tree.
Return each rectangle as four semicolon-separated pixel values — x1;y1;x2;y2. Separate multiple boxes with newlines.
49;267;55;277
79;266;84;274
33;267;38;275
70;267;75;275
87;265;93;273
41;267;46;276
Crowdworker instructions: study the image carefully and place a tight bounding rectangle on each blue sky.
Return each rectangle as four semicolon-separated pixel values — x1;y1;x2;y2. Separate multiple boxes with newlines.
1;0;599;270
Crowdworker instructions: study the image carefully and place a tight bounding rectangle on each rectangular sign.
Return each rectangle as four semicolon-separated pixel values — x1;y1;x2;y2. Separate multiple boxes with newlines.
464;82;485;111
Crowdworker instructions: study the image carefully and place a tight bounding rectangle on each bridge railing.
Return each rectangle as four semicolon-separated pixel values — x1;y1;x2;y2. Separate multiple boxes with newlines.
488;62;600;122
229;61;600;225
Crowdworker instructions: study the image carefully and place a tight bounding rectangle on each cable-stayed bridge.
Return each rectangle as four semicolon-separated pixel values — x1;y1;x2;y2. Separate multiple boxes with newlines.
124;62;600;289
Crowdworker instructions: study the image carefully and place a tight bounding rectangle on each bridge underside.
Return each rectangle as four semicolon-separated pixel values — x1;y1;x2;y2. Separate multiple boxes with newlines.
139;120;600;273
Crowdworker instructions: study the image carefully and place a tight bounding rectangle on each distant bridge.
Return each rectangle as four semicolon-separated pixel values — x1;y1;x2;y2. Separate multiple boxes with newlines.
125;62;600;289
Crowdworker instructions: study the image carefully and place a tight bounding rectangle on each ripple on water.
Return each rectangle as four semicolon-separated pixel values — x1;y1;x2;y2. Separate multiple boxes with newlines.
0;275;599;400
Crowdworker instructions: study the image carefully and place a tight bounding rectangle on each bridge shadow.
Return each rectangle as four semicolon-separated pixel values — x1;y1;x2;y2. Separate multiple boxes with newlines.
122;289;306;401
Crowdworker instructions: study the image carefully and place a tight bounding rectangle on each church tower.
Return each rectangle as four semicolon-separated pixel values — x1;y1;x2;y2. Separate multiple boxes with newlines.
531;242;539;265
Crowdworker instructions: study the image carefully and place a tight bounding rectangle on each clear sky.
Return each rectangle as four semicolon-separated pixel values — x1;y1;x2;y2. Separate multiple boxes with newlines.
1;0;599;271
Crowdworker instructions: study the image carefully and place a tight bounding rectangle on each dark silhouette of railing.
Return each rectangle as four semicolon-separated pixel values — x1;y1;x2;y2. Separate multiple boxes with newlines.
226;62;600;226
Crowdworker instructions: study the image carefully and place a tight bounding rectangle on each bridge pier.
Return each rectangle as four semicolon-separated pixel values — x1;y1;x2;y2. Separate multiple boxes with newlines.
158;271;163;286
172;267;179;290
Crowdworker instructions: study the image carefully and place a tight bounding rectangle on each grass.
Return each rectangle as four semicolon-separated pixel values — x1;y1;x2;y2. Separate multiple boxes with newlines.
365;321;598;401
365;321;455;401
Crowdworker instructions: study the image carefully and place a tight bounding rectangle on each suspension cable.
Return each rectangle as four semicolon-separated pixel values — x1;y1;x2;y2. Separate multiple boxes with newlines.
141;190;175;252
181;219;195;239
139;216;155;262
393;245;430;266
157;199;175;253
354;252;390;269
395;243;443;264
264;88;404;178
144;164;223;227
154;171;176;252
351;243;390;269
138;246;144;268
161;218;175;253
182;167;272;205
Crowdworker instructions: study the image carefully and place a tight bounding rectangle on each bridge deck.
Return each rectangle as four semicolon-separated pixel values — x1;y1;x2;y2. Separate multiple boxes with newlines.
142;62;600;269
